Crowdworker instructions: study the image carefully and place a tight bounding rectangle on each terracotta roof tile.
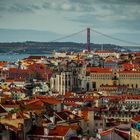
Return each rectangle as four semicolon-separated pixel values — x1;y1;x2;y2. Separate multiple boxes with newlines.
8;68;33;73
95;50;118;53
40;98;61;105
28;125;70;137
131;115;140;122
86;67;112;73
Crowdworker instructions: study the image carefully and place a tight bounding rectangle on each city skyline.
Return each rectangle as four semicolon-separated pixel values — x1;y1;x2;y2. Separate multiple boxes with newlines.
0;0;140;46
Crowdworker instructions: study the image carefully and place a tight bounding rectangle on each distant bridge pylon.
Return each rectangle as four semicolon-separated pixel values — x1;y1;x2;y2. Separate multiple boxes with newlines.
86;28;90;52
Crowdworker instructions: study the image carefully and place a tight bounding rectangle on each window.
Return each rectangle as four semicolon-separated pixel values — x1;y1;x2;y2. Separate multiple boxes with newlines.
95;123;98;127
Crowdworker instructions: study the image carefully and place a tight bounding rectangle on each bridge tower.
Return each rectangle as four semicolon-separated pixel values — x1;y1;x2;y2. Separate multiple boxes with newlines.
86;28;90;52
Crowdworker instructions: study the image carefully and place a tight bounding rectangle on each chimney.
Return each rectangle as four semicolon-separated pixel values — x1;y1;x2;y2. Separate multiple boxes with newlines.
12;113;17;119
50;114;56;125
44;127;49;135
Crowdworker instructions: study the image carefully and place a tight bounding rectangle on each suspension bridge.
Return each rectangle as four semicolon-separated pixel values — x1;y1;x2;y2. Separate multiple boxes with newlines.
7;27;140;54
50;27;140;46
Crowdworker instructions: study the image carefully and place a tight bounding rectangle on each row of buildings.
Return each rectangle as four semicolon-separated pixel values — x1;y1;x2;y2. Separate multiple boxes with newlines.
0;50;140;139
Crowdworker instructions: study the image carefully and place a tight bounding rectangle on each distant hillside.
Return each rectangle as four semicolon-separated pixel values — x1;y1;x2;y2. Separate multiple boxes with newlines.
0;28;60;42
0;41;129;54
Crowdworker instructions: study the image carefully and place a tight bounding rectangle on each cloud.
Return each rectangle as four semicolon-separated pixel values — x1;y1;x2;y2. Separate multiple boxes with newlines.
7;3;40;13
0;0;41;14
41;0;140;23
70;0;140;5
42;0;94;12
0;0;140;44
59;0;140;33
1;0;140;16
0;0;139;32
67;7;140;32
103;0;140;5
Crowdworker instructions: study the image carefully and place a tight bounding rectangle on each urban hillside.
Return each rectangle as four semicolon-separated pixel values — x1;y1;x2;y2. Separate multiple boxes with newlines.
0;41;129;54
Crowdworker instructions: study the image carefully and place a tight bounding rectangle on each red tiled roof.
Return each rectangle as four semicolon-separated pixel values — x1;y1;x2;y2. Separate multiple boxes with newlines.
40;98;61;105
64;92;74;98
102;95;140;101
0;61;9;67
24;96;61;106
3;105;20;108
8;68;33;73
118;70;140;73
95;50;118;53
49;125;70;136
64;102;81;107
56;111;81;121
0;94;11;99
25;99;40;105
14;78;25;82
131;115;140;122
64;98;84;103
122;63;139;70
28;125;70;137
130;52;140;55
9;87;25;93
20;99;45;110
27;56;47;59
86;67;112;73
5;79;15;83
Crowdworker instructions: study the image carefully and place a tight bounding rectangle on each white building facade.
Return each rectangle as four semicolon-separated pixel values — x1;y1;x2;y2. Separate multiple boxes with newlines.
50;72;77;95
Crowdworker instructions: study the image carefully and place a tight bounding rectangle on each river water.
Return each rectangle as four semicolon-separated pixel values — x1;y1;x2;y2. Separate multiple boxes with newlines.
0;54;52;62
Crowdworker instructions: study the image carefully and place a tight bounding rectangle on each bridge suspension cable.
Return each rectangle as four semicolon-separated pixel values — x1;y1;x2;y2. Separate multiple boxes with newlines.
48;28;86;42
90;28;140;46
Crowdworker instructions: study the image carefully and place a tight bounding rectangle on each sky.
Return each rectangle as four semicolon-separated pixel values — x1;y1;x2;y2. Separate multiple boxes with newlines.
0;0;140;46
